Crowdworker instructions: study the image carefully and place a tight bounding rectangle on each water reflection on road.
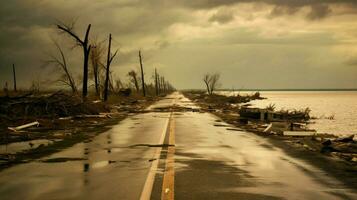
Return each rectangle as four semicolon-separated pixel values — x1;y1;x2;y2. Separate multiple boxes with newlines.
0;107;171;200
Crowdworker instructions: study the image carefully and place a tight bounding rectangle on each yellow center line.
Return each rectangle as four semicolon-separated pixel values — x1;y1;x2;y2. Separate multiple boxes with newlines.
161;113;175;200
140;113;170;200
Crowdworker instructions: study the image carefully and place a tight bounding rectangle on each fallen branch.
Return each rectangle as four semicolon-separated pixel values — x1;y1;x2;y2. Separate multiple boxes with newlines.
8;121;40;132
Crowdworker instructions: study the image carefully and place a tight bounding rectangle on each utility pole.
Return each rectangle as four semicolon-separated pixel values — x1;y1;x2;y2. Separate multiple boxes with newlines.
104;34;112;101
12;64;17;92
139;50;146;97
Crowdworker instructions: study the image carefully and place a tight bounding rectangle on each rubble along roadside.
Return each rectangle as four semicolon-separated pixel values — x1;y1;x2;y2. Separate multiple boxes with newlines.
183;90;357;189
0;91;160;171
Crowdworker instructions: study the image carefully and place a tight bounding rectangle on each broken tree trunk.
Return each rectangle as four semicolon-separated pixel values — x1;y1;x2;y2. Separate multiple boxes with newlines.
82;25;91;100
12;64;17;92
139;50;146;97
57;23;91;100
104;34;112;102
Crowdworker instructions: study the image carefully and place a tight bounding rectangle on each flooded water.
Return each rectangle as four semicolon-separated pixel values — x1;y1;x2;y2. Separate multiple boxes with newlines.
0;139;55;154
219;91;357;136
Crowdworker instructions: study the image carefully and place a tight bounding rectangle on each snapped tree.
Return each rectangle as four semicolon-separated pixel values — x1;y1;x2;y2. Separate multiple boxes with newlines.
138;50;146;96
57;23;91;99
103;34;118;101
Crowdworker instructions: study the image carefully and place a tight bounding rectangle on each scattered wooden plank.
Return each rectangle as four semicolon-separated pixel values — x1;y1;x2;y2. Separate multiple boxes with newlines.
283;131;316;136
8;121;40;132
263;123;273;133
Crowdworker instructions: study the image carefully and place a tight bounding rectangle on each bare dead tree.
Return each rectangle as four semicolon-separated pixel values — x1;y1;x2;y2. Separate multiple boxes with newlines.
57;23;91;99
12;64;17;92
45;41;77;93
128;70;140;92
209;73;220;94
203;73;220;95
138;50;146;96
104;34;118;101
90;40;105;97
203;74;211;95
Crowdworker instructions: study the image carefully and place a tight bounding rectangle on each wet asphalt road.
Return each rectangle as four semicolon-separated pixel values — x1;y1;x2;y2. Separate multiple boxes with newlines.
0;92;356;200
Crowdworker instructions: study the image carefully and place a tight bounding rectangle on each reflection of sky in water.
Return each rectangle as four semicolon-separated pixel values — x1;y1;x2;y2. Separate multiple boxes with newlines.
0;139;54;154
220;91;357;136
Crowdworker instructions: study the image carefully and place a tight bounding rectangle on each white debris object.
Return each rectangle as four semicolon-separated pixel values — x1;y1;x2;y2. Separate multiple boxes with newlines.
263;123;273;133
8;121;40;132
283;131;316;136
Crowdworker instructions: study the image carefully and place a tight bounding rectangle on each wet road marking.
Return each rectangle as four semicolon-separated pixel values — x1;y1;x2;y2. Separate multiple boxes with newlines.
139;113;171;200
161;114;175;200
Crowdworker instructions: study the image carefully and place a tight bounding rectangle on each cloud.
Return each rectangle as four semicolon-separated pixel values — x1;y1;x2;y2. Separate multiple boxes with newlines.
209;9;235;24
174;0;357;9
269;5;300;17
345;57;357;66
1;0;357;89
306;4;332;20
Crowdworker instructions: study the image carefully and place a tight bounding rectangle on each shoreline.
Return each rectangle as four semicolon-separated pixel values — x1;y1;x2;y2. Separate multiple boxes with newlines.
182;91;357;190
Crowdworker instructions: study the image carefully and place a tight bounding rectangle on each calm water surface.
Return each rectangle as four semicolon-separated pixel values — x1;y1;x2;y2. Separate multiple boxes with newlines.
220;91;357;136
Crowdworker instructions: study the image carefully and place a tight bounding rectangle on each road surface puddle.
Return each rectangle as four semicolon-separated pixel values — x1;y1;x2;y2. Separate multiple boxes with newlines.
0;139;56;154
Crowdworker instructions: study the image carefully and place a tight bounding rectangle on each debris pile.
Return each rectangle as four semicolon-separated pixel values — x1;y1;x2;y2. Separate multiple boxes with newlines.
0;92;108;119
320;135;357;162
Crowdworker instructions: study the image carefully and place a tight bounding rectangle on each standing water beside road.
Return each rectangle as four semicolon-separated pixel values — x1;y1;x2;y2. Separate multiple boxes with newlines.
219;91;357;136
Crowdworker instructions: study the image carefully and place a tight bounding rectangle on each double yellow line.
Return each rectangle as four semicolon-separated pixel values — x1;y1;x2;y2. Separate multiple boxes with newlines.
140;112;176;200
161;114;175;200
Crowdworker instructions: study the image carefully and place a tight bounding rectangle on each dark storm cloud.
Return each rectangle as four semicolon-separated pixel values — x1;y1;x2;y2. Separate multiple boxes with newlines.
175;0;357;9
1;0;357;89
270;5;300;17
0;0;187;88
307;4;332;20
176;0;357;20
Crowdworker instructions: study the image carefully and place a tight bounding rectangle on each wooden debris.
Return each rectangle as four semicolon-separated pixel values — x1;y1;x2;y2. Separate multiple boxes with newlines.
8;121;40;132
283;131;316;136
263;123;273;133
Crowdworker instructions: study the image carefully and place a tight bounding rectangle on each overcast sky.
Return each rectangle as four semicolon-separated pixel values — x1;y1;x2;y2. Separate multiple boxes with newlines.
1;0;357;90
